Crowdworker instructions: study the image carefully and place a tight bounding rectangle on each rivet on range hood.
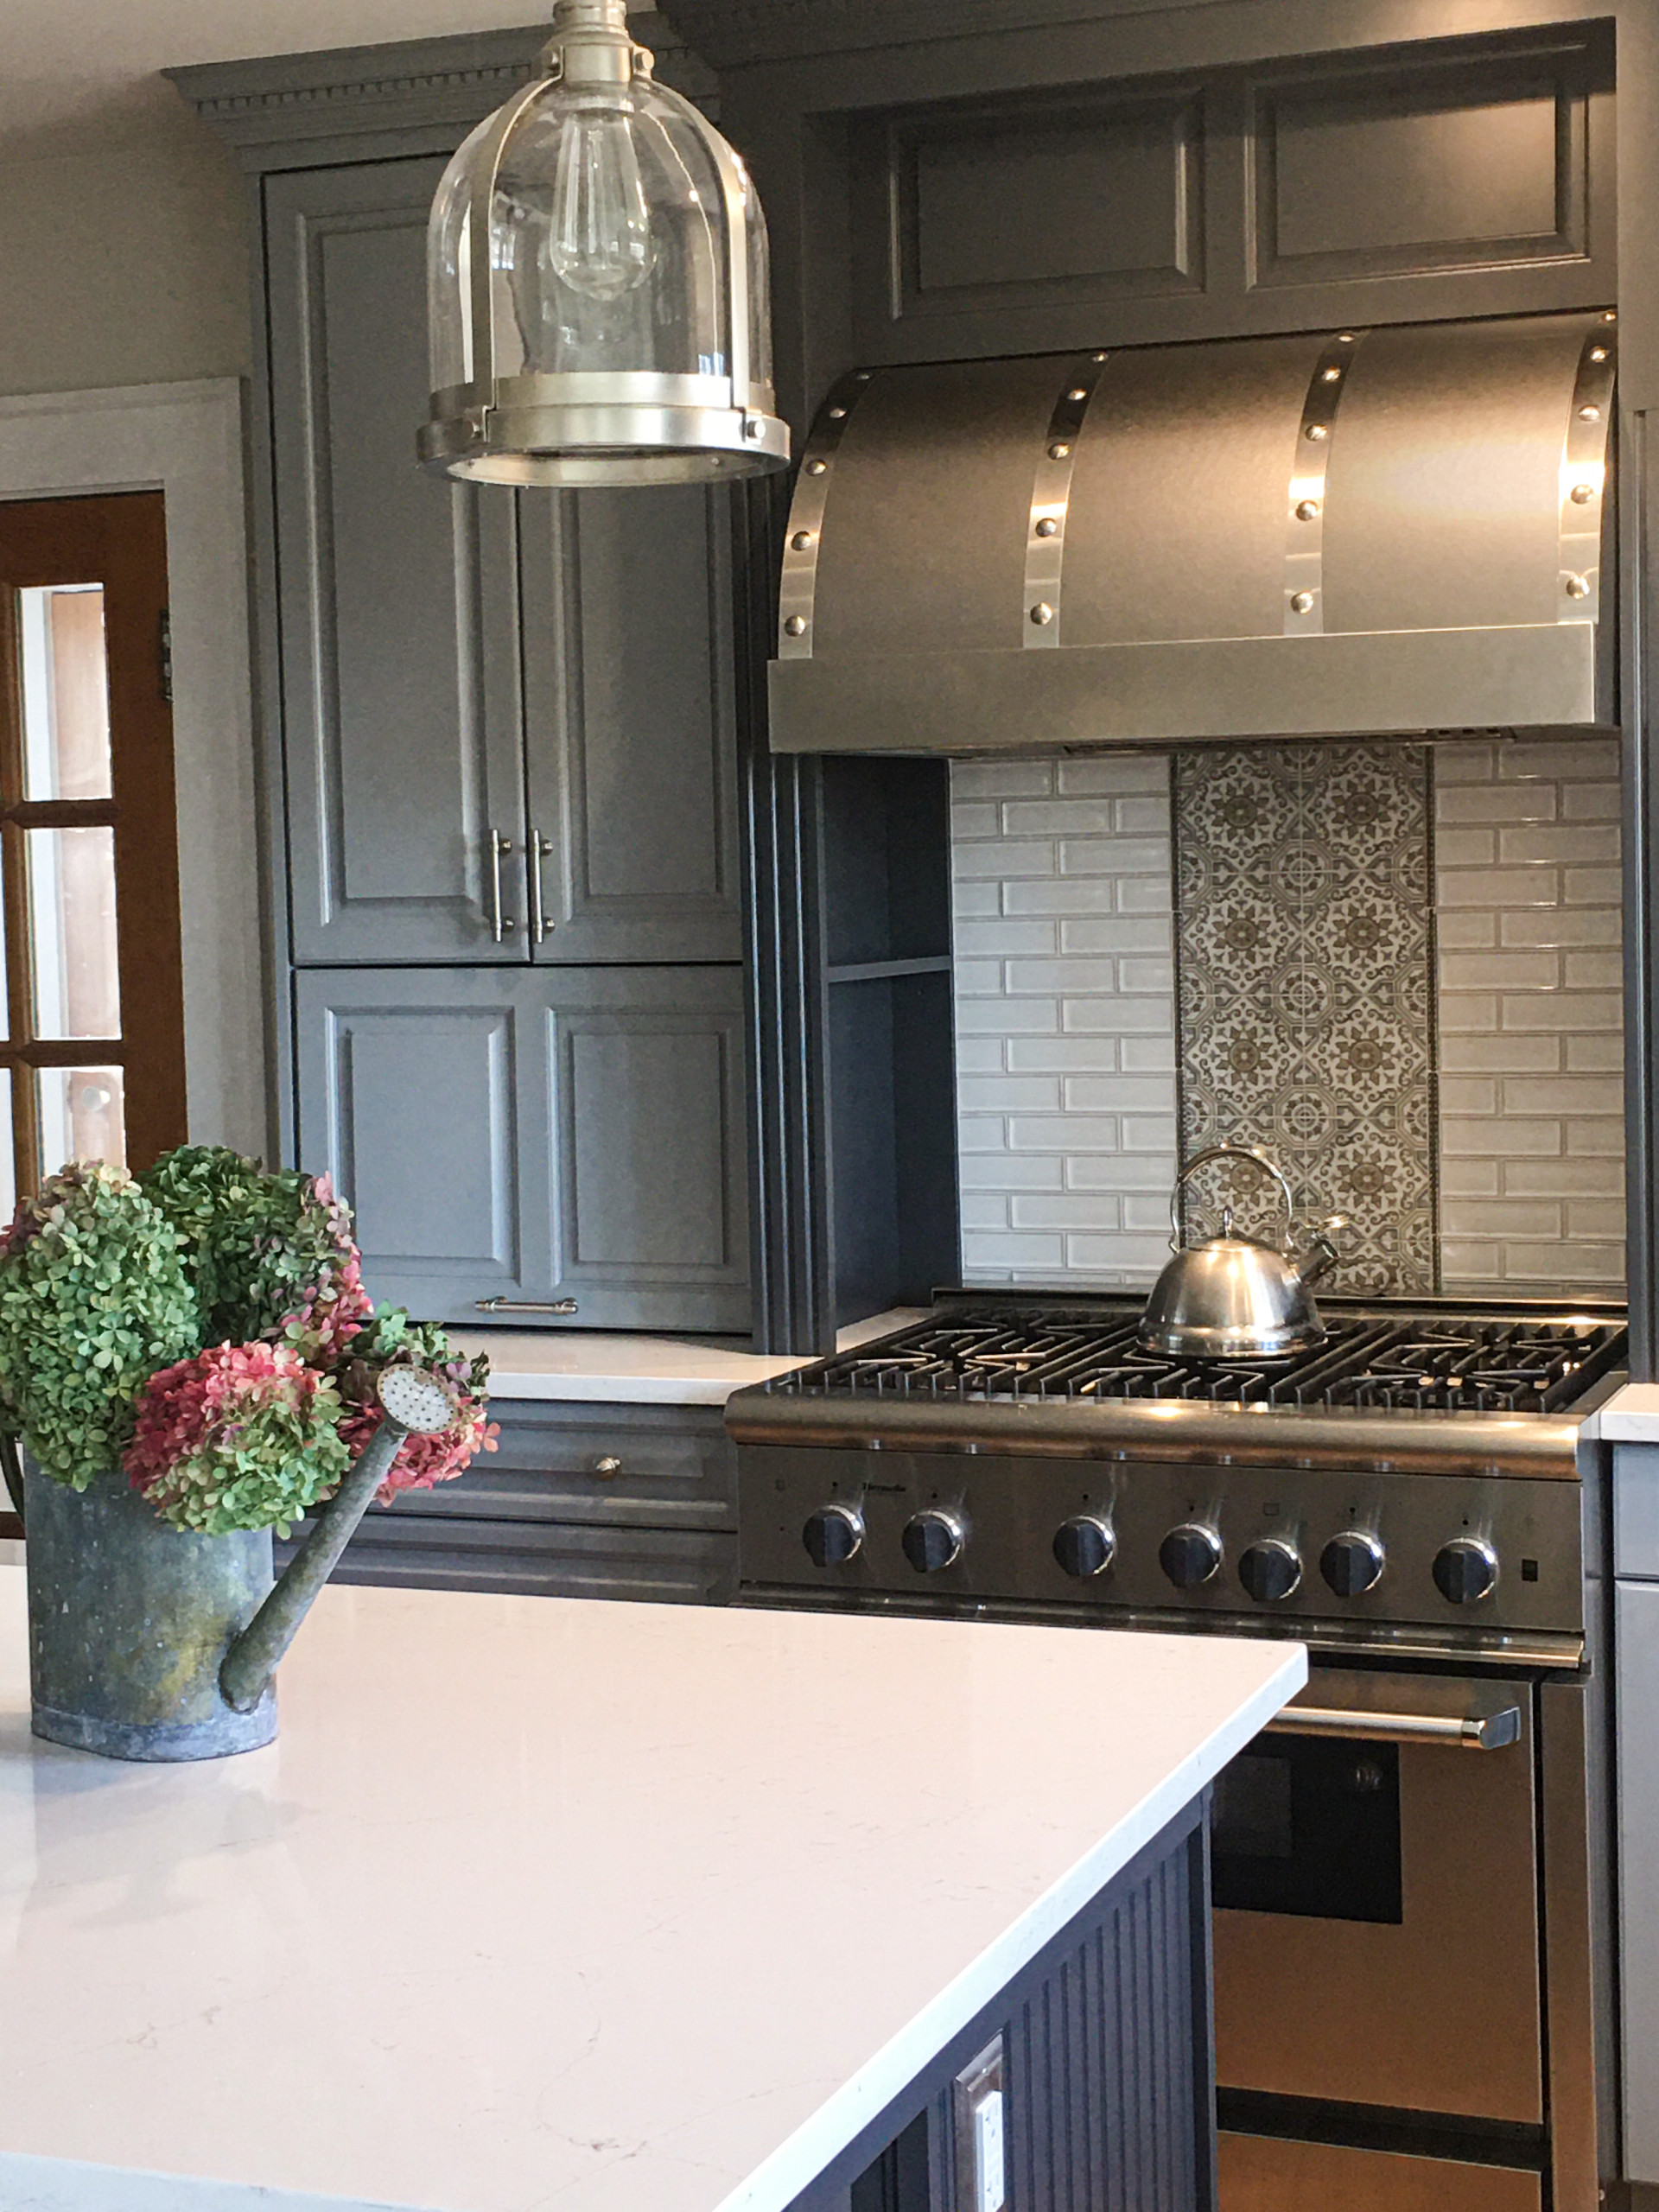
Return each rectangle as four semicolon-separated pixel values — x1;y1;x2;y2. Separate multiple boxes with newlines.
769;311;1617;753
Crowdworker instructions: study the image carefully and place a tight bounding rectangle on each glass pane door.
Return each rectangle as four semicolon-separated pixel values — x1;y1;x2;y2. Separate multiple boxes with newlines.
0;491;185;1198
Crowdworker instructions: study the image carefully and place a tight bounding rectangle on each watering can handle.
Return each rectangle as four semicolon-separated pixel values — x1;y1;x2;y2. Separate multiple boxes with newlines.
219;1368;458;1715
1168;1141;1297;1253
219;1412;410;1714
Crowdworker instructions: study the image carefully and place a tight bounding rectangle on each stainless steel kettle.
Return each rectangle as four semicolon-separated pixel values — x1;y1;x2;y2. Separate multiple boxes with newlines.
1138;1141;1344;1360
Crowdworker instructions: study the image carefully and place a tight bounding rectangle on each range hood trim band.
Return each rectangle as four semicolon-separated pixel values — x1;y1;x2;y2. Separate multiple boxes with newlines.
766;621;1604;754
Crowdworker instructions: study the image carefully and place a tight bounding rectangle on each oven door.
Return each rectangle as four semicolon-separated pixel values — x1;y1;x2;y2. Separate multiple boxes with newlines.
1212;1666;1541;2126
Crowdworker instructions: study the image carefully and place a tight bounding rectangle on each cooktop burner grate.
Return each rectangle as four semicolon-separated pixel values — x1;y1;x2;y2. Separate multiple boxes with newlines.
780;1313;1628;1415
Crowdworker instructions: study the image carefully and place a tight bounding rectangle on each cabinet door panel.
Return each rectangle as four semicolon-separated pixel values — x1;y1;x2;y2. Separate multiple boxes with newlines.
268;162;525;963
297;967;750;1333
544;968;752;1330
296;970;550;1313
522;485;741;962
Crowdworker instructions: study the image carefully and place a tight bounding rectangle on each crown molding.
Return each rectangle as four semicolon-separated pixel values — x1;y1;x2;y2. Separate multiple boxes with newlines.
655;0;1234;70
168;13;714;157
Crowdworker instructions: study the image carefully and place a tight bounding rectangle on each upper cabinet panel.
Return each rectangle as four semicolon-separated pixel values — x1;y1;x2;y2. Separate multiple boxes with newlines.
843;25;1613;369
1251;41;1597;290
858;86;1203;331
520;484;742;963
268;162;526;964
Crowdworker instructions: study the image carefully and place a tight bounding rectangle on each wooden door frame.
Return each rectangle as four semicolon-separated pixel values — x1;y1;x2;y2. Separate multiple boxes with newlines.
0;380;270;1164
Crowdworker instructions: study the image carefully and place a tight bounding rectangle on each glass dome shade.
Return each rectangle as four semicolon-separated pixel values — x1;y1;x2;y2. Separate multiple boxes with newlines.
421;3;787;488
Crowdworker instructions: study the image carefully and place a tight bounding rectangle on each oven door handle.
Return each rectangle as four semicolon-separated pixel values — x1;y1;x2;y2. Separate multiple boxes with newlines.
1267;1702;1522;1751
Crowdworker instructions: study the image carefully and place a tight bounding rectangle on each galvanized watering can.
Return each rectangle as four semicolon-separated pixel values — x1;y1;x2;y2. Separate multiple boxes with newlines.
17;1367;455;1762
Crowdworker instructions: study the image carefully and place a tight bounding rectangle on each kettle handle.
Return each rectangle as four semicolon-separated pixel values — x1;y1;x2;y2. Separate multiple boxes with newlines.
1169;1141;1297;1252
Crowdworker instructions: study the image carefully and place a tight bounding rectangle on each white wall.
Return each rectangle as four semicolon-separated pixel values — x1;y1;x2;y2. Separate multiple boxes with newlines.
0;120;250;400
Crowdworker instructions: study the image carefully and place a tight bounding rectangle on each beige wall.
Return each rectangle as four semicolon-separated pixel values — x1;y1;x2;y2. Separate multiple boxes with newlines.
0;115;249;400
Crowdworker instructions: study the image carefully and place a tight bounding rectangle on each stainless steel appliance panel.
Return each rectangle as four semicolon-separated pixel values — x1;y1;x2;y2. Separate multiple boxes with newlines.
1062;331;1322;644
739;1446;1586;1642
1213;1667;1542;2123
1219;2130;1541;2212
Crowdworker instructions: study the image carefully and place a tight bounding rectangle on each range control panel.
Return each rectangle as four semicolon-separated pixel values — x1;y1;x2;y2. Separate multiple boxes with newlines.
739;1446;1586;1640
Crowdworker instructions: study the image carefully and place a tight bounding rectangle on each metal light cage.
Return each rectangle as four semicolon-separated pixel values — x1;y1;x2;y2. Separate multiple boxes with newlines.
420;0;788;487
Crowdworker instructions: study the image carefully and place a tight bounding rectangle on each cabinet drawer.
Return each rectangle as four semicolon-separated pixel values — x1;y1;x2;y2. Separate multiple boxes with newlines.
283;1516;736;1606
370;1401;734;1532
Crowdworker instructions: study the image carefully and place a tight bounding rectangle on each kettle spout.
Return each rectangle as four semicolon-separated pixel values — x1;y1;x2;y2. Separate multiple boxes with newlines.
1290;1215;1346;1292
219;1367;457;1715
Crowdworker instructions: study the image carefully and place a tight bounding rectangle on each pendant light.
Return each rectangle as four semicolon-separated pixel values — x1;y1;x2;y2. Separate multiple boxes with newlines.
419;0;789;487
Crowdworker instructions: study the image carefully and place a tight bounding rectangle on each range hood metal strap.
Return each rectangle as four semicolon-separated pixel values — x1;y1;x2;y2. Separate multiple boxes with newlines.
777;368;870;659
1267;1701;1522;1751
1558;315;1618;625
1022;353;1107;649
1283;330;1363;638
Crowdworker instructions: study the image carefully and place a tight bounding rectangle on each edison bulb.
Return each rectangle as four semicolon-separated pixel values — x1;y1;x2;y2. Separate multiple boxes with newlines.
548;101;654;300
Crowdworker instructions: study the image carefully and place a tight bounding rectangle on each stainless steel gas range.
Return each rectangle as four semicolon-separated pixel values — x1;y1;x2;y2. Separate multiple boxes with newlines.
727;1294;1630;2212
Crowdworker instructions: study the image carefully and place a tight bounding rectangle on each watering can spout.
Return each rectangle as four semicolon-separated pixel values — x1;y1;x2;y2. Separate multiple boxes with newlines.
219;1367;458;1715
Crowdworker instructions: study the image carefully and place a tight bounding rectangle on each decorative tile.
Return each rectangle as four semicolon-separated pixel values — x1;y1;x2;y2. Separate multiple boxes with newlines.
1172;743;1437;1298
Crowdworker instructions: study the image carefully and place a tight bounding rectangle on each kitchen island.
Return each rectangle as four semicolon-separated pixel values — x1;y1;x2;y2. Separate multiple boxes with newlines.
0;1568;1303;2212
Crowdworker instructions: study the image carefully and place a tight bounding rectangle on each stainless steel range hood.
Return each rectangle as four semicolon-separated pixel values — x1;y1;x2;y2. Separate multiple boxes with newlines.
768;312;1616;753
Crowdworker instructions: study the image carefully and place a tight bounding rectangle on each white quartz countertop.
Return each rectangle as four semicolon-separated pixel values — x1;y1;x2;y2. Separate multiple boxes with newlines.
1586;1382;1659;1442
0;1569;1304;2212
451;1310;925;1408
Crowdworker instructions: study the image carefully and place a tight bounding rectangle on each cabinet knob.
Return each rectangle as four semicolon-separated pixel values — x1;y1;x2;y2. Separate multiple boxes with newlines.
594;1456;623;1478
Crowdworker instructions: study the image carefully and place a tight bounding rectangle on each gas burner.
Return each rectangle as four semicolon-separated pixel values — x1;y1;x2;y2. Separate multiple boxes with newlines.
776;1309;1629;1415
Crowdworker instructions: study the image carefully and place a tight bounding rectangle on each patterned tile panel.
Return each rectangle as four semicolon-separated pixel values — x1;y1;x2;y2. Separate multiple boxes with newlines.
1172;743;1437;1297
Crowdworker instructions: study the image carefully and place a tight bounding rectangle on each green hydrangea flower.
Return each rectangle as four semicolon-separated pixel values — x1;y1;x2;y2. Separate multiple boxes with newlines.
0;1163;200;1490
137;1146;359;1346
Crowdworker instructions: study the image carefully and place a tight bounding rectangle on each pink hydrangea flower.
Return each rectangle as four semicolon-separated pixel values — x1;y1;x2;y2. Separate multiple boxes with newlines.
124;1339;349;1535
338;1386;499;1503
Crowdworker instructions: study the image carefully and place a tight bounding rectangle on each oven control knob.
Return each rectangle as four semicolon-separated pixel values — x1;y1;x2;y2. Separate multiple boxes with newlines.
1321;1530;1386;1599
1433;1536;1499;1605
902;1509;967;1574
1160;1522;1223;1589
1053;1516;1116;1579
802;1502;864;1569
1238;1537;1302;1604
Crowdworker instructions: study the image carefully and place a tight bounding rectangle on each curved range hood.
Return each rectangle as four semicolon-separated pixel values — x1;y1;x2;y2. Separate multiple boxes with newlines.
768;312;1616;754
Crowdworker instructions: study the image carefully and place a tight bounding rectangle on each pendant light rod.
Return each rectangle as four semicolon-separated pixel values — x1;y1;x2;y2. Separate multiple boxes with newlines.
541;0;643;89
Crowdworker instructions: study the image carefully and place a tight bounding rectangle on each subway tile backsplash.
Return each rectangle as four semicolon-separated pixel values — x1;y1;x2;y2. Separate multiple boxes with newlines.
952;755;1179;1284
1433;736;1624;1293
951;736;1626;1300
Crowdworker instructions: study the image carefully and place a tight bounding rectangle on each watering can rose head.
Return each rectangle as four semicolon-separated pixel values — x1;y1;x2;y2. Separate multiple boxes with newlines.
0;1145;494;1529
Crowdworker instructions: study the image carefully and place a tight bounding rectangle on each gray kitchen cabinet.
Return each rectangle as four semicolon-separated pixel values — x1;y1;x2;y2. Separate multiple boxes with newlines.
296;965;751;1332
266;159;527;967
1618;1573;1659;2183
276;1400;738;1605
519;484;743;964
266;156;742;970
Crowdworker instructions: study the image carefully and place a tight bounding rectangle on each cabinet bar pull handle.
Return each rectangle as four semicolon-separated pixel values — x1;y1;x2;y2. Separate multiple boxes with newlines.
531;830;555;945
474;1297;578;1315
487;830;517;943
1267;1703;1522;1751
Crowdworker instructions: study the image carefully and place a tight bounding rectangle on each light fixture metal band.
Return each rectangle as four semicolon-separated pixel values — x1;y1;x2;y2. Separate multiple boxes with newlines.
1558;317;1616;625
695;95;753;415
464;75;550;391
778;372;872;658
1283;332;1363;638
419;399;788;471
1023;354;1106;650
